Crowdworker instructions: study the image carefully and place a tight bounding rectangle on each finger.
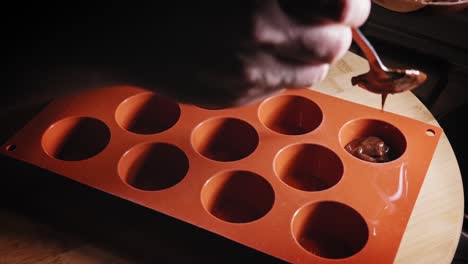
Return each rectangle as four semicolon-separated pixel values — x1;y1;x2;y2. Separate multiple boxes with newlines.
241;51;330;89
229;62;330;107
341;0;371;27
262;23;352;65
278;0;371;27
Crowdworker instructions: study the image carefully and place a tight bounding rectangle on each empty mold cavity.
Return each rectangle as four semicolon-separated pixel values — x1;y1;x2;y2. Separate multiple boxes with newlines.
340;119;406;162
118;143;189;191
201;170;274;223
292;201;368;259
192;118;258;162
115;92;180;134
274;144;343;192
258;95;322;135
42;117;110;161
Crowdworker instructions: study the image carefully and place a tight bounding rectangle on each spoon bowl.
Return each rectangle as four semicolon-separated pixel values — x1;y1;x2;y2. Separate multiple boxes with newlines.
351;28;428;108
352;68;427;94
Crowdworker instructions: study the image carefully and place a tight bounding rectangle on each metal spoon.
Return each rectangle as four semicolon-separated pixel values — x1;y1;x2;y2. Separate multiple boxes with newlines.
351;28;427;109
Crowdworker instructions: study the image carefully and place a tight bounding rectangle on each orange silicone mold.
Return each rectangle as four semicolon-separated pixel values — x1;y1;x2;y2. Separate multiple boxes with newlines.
0;86;442;263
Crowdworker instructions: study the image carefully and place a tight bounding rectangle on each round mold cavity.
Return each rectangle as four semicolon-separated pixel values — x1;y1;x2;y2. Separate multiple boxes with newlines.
115;92;180;135
291;201;369;259
118;143;189;191
192;117;259;162
274;144;343;192
258;95;322;135
201;170;275;224
42;117;110;161
339;119;407;163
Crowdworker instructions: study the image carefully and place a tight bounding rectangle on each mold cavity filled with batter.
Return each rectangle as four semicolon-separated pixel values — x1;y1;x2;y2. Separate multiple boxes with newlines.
340;119;406;163
345;136;390;163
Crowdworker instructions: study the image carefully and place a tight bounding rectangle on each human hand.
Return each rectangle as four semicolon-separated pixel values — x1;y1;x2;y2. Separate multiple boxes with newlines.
141;0;371;108
7;1;371;109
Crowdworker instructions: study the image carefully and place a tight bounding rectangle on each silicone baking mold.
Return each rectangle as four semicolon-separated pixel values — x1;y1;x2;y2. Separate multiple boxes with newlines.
1;86;442;263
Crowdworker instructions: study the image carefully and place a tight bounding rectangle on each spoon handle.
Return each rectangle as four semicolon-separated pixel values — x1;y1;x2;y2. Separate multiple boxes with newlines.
351;28;389;78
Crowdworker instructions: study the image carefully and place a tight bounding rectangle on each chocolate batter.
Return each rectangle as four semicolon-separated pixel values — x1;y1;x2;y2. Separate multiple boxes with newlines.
345;136;391;163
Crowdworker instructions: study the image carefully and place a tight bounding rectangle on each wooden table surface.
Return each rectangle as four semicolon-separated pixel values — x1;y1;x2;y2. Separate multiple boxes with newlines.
0;52;464;264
